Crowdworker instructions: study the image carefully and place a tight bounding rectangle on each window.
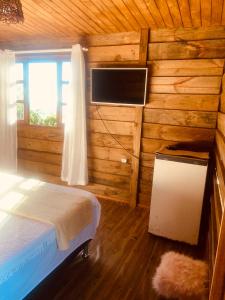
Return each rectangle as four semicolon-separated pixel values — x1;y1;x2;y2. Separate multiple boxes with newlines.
16;60;71;127
62;62;71;124
16;63;24;120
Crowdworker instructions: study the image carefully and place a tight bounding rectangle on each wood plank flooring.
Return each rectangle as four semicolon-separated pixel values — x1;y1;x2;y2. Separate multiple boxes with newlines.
26;200;207;300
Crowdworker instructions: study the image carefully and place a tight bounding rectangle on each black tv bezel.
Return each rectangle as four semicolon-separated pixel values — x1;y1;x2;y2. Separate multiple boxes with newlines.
90;67;148;106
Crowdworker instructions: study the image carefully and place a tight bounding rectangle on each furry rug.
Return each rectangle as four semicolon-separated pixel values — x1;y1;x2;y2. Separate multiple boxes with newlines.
152;251;208;299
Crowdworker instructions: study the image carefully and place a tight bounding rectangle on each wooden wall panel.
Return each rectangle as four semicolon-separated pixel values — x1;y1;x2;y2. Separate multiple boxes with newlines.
85;31;140;46
89;119;134;136
142;124;215;141
215;152;225;211
17;28;225;209
149;27;225;43
209;72;225;298
18;137;63;154
142;138;176;153
88;170;130;189
143;109;217;128
88;29;146;205
149;59;224;76
220;92;225;112
18;149;62;165
146;94;219;111
149;76;221;94
88;133;133;150
88;146;132;163
88;158;131;176
138;29;224;208
216;131;225;172
18;159;61;177
18;124;63;141
88;44;139;62
217;111;225;134
89;106;136;121
148;40;225;60
17;31;143;205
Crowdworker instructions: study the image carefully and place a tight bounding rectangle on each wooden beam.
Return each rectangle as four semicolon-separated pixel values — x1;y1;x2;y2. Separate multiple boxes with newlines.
139;28;149;65
130;28;148;208
215;151;225;211
130;107;143;207
209;206;225;299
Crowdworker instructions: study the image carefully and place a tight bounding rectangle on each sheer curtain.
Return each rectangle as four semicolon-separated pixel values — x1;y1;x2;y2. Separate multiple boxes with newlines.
0;50;17;172
61;44;88;185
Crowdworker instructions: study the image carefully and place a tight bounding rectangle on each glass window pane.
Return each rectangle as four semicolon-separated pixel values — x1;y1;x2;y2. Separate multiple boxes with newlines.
29;62;57;127
16;63;23;81
62;62;71;81
17;103;24;120
16;83;24;101
62;83;70;104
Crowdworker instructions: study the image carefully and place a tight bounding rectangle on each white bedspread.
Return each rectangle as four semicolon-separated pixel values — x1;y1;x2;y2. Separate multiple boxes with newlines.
0;212;54;284
0;212;52;266
0;172;100;250
0;172;101;300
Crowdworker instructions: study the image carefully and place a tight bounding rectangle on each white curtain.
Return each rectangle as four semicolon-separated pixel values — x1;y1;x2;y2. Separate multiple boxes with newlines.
0;50;17;172
61;44;88;185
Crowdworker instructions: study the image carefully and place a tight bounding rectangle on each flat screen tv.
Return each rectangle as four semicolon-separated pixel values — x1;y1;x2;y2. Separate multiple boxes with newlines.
91;68;148;106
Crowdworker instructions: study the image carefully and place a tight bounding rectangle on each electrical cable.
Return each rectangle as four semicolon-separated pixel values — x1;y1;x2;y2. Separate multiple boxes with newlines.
95;105;140;160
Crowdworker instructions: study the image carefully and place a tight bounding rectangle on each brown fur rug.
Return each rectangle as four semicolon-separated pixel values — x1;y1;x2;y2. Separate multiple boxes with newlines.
152;251;208;299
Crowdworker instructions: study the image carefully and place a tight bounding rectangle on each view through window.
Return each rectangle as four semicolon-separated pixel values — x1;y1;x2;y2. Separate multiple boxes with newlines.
16;60;71;127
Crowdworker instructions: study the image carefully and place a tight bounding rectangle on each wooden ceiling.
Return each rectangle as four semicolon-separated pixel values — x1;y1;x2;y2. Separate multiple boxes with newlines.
0;0;225;47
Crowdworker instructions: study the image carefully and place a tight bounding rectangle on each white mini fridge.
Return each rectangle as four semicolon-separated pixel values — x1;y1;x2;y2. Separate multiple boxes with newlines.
148;152;208;245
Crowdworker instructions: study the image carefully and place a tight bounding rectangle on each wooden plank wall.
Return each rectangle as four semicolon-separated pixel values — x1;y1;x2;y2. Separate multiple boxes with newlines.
138;28;224;207
209;74;225;300
17;30;144;205
17;27;225;208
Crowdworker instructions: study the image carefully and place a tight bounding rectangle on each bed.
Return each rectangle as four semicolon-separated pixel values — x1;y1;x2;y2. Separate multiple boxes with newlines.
0;172;101;300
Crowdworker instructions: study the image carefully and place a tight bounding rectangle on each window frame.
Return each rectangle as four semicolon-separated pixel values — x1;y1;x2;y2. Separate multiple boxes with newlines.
16;57;70;128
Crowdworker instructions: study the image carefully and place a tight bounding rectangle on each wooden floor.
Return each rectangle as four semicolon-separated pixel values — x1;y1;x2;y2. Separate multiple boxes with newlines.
26;200;207;300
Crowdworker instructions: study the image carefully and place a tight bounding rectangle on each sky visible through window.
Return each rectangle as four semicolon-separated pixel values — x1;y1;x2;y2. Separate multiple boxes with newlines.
29;62;57;117
16;61;71;126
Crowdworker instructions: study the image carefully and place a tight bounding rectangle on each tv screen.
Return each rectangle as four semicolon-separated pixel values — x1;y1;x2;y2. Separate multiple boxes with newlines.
91;68;148;106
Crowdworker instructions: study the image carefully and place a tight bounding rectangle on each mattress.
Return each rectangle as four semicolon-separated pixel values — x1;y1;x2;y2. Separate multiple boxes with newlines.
0;177;101;300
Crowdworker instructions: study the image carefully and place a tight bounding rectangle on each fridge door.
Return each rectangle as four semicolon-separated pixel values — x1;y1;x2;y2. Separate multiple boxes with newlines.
148;155;208;245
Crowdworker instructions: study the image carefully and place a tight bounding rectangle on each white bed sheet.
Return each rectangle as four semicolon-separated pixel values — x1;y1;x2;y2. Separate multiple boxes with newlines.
0;182;100;300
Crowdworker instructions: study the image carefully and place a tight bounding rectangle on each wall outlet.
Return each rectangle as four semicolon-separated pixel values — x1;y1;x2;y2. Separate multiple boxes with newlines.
121;158;127;164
